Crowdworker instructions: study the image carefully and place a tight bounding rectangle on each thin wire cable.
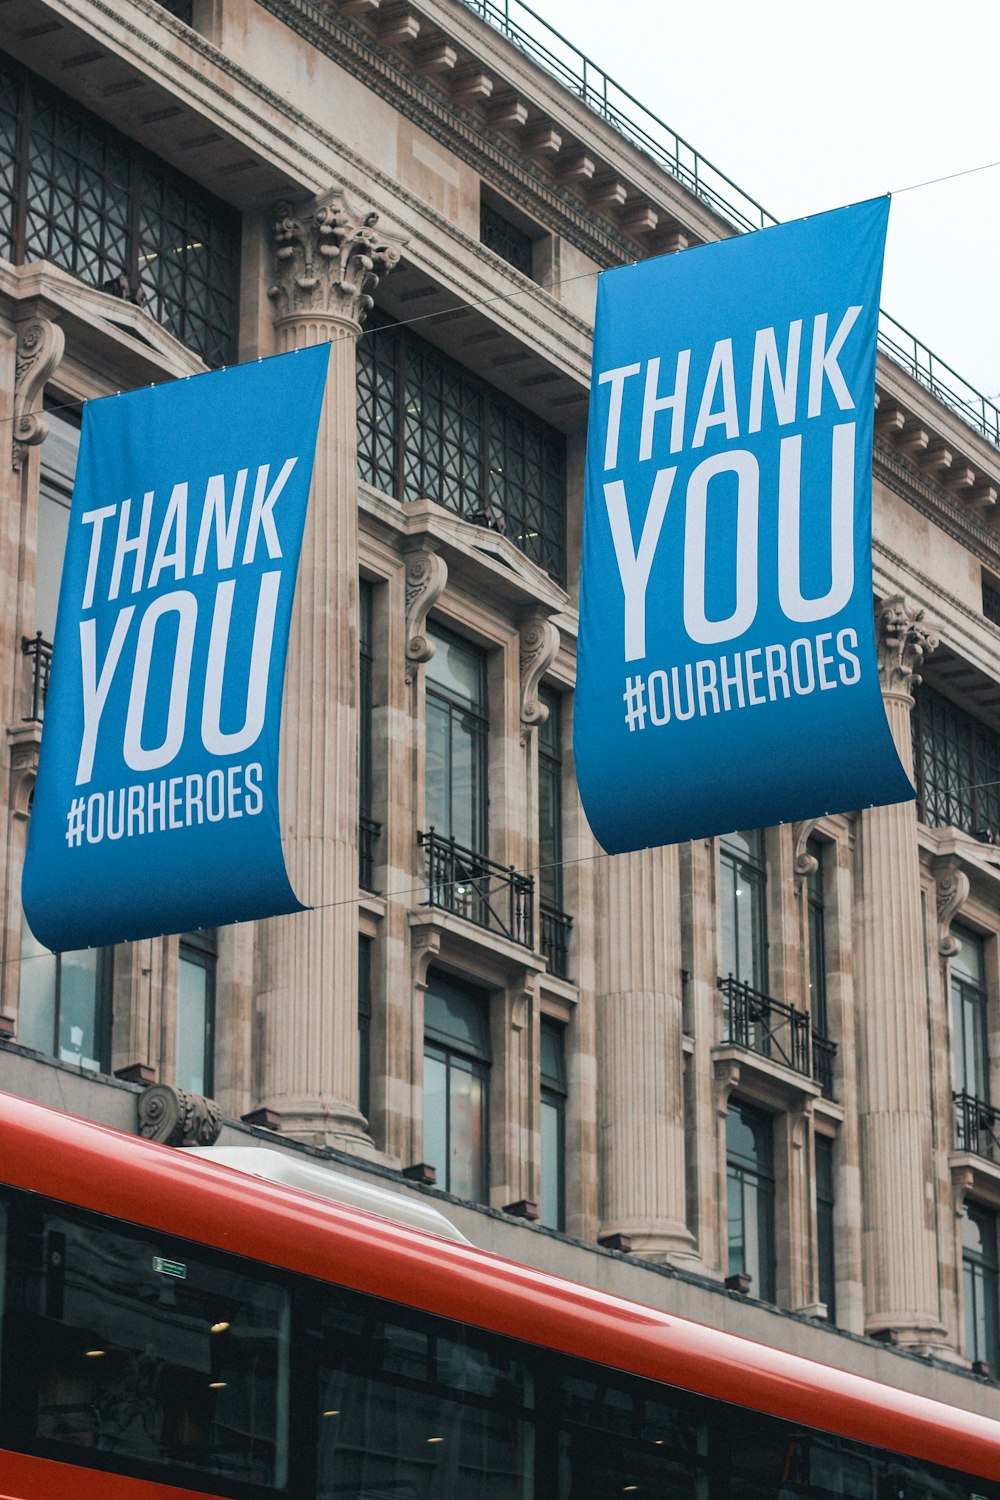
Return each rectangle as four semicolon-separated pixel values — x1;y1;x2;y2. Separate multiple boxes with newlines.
890;158;1000;196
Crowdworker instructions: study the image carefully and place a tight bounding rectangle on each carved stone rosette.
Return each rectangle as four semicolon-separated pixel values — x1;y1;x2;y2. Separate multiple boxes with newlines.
138;1082;223;1147
404;548;448;675
268;189;404;329
519;613;560;731
12;318;66;471
876;595;939;700
934;856;970;958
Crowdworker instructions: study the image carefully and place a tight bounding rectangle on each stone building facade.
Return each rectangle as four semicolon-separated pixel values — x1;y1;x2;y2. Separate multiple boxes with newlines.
2;0;1000;1422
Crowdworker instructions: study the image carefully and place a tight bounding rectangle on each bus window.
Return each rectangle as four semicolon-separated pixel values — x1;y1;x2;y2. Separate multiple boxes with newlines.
25;1209;290;1489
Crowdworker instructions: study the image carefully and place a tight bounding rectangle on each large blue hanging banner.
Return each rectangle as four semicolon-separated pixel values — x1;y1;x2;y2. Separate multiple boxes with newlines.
22;344;331;950
575;197;912;854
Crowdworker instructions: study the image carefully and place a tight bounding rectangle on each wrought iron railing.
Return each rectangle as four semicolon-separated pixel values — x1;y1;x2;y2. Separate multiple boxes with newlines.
459;0;1000;453
21;632;52;723
811;1031;837;1101
540;899;572;979
719;975;812;1079
418;828;534;948
955;1090;1000;1163
359;814;381;892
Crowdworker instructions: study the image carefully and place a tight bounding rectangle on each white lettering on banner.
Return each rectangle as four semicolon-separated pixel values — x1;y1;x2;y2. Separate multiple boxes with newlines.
778;423;855;623
598;364;641;470
683;450;759;646
603;468;676;662
64;763;265;849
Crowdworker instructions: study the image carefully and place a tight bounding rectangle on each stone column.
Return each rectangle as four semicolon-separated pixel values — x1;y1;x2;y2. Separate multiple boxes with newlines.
856;596;945;1347
256;190;403;1149
596;845;694;1261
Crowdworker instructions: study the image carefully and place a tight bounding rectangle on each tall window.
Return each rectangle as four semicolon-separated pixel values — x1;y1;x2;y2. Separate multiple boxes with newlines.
912;682;1000;839
423;969;490;1202
539;1018;567;1231
951;924;988;1102
425;626;488;856
358;935;372;1123
18;918;111;1071
963;1202;999;1372
0;53;239;365
356;310;566;583
726;1101;775;1302
815;1134;836;1323
806;840;828;1037
177;929;216;1097
720;830;767;990
358;579;378;891
36;405;80;643
538;685;571;979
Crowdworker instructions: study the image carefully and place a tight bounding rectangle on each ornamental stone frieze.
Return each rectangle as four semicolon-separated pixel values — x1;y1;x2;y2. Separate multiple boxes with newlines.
12;318;65;472
875;595;939;701
518;612;560;732
268;188;405;329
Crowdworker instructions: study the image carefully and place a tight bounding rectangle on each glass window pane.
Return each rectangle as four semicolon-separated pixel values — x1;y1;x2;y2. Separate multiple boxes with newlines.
425;699;450;835
540;1094;563;1231
448;1060;486;1202
18;918;58;1055
952;924;985;986
424;971;490;1058
177;953;209;1095
426;629;485;709
423;1046;448;1180
36;409;80;641
58;949;101;1069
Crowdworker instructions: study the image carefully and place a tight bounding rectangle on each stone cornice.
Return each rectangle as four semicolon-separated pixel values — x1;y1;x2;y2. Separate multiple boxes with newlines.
874;442;1000;569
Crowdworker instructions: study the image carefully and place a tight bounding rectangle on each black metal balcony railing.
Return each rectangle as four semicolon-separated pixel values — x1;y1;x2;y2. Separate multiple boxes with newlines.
21;632;52;723
811;1032;837;1102
359;814;381;893
418;828;534;949
955;1091;1000;1163
719;975;824;1086
540;900;572;980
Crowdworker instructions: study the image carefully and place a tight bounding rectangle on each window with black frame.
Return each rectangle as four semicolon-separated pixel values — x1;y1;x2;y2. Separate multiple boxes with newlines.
358;578;379;891
18;916;112;1073
356;310;567;583
0;54;239;367
422;968;490;1203
806;839;828;1038
963;1201;999;1373
726;1100;776;1302
815;1133;836;1323
424;625;489;857
951;924;989;1104
177;930;216;1098
538;685;571;980
358;935;372;1124
911;681;1000;839
539;1018;567;1232
720;829;768;990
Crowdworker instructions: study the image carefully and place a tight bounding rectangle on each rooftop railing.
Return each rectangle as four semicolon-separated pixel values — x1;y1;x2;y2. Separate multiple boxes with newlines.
460;0;1000;452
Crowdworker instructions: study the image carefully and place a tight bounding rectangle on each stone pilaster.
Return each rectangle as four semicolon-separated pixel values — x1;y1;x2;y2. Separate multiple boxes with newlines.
856;596;946;1346
596;845;693;1261
255;189;403;1149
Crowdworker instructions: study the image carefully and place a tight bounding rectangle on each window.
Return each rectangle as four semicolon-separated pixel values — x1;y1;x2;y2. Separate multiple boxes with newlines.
806;839;828;1037
911;682;1000;840
0;53;239;366
177;929;216;1097
538;685;571;979
963;1202;999;1372
36;404;80;644
18;917;112;1071
726;1101;775;1302
984;571;1000;627
539;1018;567;1231
423;969;490;1202
720;830;767;990
425;626;488;856
815;1134;836;1323
358;579;379;891
951;924;988;1103
356;311;567;583
480;198;535;277
358;935;372;1123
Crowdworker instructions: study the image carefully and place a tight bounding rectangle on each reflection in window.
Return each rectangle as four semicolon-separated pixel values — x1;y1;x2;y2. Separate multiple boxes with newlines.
425;626;488;856
815;1134;836;1323
423;969;490;1202
177;930;216;1097
951;924;988;1102
963;1201;999;1372
539;1019;567;1231
18;917;111;1072
720;830;767;989
726;1100;775;1302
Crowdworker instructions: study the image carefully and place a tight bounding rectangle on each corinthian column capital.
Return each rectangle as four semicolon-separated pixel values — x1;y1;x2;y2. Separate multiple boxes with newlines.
876;595;939;701
268;188;405;330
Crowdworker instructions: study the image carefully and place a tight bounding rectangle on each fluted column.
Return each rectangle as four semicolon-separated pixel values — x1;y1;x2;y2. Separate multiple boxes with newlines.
856;596;945;1345
596;844;693;1261
256;190;403;1148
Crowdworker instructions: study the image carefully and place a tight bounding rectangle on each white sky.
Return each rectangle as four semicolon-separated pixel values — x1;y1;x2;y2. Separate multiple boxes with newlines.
529;0;1000;402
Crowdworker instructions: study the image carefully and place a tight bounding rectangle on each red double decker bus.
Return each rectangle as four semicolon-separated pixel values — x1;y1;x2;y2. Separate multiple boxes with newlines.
0;1091;997;1500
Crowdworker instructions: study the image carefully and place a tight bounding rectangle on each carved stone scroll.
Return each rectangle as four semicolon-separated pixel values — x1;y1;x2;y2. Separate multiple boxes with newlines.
268;188;405;329
876;595;939;699
519;613;559;731
793;819;821;889
12;319;65;471
404;549;447;675
934;856;970;958
138;1082;223;1147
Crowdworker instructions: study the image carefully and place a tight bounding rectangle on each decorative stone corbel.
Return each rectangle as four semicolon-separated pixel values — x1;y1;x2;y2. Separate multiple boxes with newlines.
712;1057;741;1118
792;818;821;890
410;925;442;990
137;1082;223;1147
404;548;447;679
876;595;939;700
8;727;41;820
790;1100;814;1151
934;856;970;958
12;318;65;471
951;1162;974;1217
519;612;560;734
268;188;405;329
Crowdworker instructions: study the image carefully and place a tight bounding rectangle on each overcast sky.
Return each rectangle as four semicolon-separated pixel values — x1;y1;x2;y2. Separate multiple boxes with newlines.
528;0;1000;402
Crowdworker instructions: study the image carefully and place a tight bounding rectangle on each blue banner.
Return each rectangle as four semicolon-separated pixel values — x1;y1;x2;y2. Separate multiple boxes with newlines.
574;198;911;854
22;344;331;949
